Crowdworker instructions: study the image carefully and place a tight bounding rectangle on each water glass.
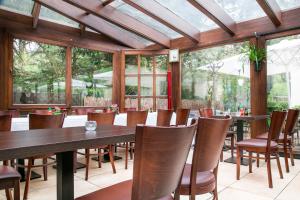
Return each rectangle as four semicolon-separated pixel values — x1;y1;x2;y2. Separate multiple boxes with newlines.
85;121;97;131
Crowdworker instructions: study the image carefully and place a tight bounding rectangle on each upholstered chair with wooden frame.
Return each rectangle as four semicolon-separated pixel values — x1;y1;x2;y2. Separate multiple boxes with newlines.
0;114;21;200
176;109;190;126
124;110;148;169
199;108;235;162
76;121;197;200
84;112;116;180
236;111;287;188
157;109;173;126
0;110;20;118
256;109;300;172
175;116;232;200
20;114;65;200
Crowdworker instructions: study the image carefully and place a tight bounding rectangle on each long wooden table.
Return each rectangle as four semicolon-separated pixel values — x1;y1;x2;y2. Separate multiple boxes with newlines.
0;125;135;200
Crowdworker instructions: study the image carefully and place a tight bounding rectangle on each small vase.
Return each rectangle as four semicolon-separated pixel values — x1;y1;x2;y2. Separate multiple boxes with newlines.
255;60;261;72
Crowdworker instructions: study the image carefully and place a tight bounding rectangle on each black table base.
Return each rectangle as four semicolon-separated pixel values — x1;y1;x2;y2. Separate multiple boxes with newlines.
20;171;42;182
224;156;255;166
91;155;122;163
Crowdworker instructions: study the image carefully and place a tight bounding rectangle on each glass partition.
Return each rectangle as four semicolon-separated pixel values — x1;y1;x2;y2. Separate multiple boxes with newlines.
181;42;250;112
72;47;113;107
13;39;66;104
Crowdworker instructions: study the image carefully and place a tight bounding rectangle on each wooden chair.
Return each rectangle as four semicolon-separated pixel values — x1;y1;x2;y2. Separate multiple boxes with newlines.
199;108;235;162
76;120;197;200
257;109;300;172
84;112;117;180
157;109;173;126
236;111;287;188
176;108;190;126
175;116;232;200
74;108;96;115
21;114;65;200
125;110;148;169
0;110;20;118
0;114;21;200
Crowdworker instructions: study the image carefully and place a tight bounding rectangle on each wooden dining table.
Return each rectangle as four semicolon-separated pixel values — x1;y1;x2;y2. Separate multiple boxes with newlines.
0;125;135;200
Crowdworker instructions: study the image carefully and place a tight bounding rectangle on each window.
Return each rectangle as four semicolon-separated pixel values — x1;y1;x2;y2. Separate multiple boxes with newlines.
13;39;66;104
72;47;113;107
0;0;34;15
125;54;168;110
267;34;300;112
181;42;250;112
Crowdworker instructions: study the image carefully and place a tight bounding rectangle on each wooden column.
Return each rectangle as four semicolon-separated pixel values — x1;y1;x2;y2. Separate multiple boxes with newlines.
112;51;122;107
250;37;268;138
171;61;181;110
0;28;4;109
120;50;125;112
65;46;72;109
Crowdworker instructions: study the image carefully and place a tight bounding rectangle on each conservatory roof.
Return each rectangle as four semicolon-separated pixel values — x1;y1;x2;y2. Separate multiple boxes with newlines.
1;0;300;49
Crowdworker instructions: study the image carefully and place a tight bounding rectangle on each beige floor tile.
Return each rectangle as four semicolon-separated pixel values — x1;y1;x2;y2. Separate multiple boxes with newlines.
276;172;300;200
218;187;273;200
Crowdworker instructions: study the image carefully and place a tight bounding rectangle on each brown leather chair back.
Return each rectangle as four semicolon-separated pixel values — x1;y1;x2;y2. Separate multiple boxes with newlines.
0;114;12;131
75;108;95;115
157;109;173;126
199;108;213;118
34;110;50;115
29;114;65;130
87;112;116;125
127;111;148;127
131;121;197;200
176;108;190;126
267;111;287;142
283;109;300;135
192;116;232;172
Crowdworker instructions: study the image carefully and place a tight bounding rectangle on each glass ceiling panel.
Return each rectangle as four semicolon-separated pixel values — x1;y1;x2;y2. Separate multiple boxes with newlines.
0;0;33;15
110;0;182;39
276;0;300;10
154;0;218;32
40;6;79;28
215;0;266;22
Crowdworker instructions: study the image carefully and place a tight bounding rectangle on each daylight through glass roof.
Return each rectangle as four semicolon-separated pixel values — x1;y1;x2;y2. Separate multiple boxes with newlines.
276;0;300;11
0;0;33;15
215;0;266;22
155;0;218;32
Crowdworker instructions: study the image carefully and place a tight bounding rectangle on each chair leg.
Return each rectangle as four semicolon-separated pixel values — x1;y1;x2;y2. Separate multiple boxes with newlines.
266;154;273;188
256;153;260;167
125;142;128;170
189;194;195;200
283;143;290;173
129;142;133;160
276;153;283;179
249;152;252;173
289;143;295;166
236;147;241;180
220;150;223;162
5;189;12;200
97;148;102;168
23;159;33;200
14;180;20;200
231;135;235;157
42;157;48;181
85;149;90;181
108;145;116;174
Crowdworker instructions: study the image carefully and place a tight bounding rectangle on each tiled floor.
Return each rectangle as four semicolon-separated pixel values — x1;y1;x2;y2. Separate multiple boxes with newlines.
1;149;300;200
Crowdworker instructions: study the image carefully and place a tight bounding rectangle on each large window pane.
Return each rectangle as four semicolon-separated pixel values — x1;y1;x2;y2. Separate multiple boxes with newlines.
156;76;168;96
267;34;300;112
156;55;168;74
72;47;113;106
181;42;250;112
125;76;138;96
141;76;153;96
140;56;153;74
13;39;66;104
0;0;33;15
125;55;138;74
276;0;300;10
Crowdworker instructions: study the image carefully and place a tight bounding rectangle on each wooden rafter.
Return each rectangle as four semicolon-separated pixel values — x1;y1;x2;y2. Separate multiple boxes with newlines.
188;0;236;36
256;0;282;26
102;0;115;7
79;24;85;36
122;0;200;43
64;0;171;48
32;2;41;29
35;0;147;49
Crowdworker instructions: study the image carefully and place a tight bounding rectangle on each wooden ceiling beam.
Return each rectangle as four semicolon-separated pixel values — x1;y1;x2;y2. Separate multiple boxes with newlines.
35;0;146;49
102;0;115;7
188;0;236;36
79;24;85;36
256;0;282;27
123;0;200;43
64;0;171;48
31;2;41;29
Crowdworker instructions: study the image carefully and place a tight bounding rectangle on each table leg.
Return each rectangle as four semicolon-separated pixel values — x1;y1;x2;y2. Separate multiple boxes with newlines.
56;151;74;200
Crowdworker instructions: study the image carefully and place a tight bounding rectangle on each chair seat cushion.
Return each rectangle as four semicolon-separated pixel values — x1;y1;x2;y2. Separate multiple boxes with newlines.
256;132;291;142
0;166;21;180
179;164;215;195
76;180;173;200
236;139;278;149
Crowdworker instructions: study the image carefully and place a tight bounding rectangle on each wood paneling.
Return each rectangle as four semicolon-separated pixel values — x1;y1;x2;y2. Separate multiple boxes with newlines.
256;0;282;27
112;51;122;106
64;0;170;48
65;47;72;108
171;7;300;52
250;37;268;138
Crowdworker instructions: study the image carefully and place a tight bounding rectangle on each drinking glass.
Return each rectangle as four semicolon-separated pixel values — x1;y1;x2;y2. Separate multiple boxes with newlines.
85;121;97;131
